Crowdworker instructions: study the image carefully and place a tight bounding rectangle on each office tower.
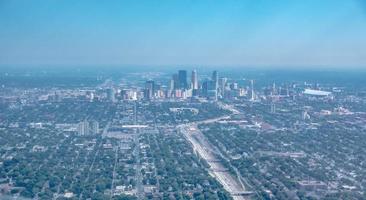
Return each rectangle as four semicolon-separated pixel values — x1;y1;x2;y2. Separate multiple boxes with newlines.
191;70;198;90
78;120;89;136
168;79;174;98
178;70;188;89
191;70;199;96
107;88;116;102
250;80;255;101
173;74;179;90
168;78;175;97
78;120;99;135
169;79;175;91
202;80;209;97
203;70;218;100
206;80;217;101
145;80;155;100
272;82;276;95
219;77;227;97
212;70;218;90
77;121;85;136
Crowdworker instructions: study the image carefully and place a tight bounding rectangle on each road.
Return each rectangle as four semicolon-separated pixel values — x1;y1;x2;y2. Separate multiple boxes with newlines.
179;122;250;200
110;143;119;199
133;132;144;200
178;102;254;200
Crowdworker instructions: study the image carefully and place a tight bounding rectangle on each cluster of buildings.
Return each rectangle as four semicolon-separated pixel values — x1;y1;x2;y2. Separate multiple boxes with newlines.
143;70;247;101
77;120;99;136
3;69;336;105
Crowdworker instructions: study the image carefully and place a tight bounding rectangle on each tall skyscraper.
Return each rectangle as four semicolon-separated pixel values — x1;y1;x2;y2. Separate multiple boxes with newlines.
204;80;216;101
212;70;218;90
145;80;155;100
204;70;218;100
272;82;276;95
191;70;198;90
169;79;175;91
219;77;227;97
202;80;209;97
167;78;175;98
173;74;179;90
178;70;188;89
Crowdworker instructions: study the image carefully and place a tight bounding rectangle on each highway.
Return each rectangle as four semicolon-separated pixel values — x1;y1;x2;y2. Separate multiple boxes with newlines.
178;102;254;200
179;122;249;200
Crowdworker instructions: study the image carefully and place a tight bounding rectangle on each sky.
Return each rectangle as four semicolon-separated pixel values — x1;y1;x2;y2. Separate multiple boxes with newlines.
0;0;366;68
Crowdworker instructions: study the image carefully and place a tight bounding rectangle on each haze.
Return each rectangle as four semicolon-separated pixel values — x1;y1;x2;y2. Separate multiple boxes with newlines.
0;0;366;67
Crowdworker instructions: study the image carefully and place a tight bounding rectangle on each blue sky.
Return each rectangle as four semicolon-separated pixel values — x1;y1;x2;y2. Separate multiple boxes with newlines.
0;0;366;67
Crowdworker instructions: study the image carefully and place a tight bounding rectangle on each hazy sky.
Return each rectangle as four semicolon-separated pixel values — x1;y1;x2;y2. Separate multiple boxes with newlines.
0;0;366;67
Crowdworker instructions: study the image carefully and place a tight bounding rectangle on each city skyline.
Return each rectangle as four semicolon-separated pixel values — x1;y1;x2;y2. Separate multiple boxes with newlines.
2;1;366;199
1;0;366;67
1;66;365;199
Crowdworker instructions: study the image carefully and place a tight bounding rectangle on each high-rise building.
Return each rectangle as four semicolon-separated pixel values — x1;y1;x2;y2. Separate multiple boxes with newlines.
191;70;198;90
178;70;188;89
212;70;218;90
272;82;277;95
78;120;99;136
169;79;175;91
191;70;199;96
168;78;175;97
202;80;209;97
207;80;218;101
144;80;155;100
173;74;179;90
78;121;88;136
219;77;227;97
78;120;89;136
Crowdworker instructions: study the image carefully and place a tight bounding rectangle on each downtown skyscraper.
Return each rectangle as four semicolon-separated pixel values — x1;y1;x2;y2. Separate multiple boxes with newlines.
191;70;198;90
178;70;188;89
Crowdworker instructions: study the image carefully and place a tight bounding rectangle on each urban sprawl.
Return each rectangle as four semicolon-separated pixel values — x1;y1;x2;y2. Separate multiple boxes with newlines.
1;69;366;200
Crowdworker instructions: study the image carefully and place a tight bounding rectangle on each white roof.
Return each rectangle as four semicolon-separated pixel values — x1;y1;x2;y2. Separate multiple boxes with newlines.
64;192;74;198
304;89;331;96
